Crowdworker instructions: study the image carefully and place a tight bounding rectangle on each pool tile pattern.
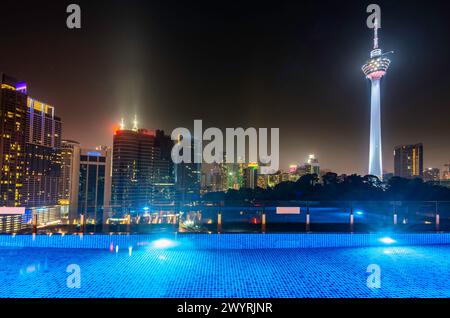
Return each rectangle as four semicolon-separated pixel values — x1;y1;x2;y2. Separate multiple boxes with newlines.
1;244;450;298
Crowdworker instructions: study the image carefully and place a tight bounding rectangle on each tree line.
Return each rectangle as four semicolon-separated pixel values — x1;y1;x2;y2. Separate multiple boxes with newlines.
203;173;450;202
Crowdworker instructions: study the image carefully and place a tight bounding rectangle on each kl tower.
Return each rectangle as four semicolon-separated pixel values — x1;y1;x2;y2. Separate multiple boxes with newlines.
362;18;393;179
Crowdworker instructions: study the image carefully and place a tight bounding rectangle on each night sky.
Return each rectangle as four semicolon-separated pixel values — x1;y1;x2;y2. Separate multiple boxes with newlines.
1;0;449;175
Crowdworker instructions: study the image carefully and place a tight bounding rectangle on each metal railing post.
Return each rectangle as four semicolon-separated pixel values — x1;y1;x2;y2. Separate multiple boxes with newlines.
217;211;222;233
393;203;398;225
349;201;354;232
261;210;266;234
436;201;440;232
32;212;37;234
80;214;85;233
306;201;310;232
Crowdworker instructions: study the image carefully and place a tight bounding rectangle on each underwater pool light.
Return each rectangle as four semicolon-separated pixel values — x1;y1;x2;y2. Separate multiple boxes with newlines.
379;237;396;244
151;238;178;249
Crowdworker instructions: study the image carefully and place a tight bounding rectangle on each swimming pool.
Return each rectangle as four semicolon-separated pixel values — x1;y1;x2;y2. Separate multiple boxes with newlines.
1;234;449;298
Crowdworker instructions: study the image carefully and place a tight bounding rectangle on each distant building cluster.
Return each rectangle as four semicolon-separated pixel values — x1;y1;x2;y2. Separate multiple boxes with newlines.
200;154;322;193
391;143;449;186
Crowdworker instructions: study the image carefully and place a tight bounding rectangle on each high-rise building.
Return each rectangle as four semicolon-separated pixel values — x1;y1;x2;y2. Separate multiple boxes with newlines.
362;18;393;179
69;147;112;224
23;97;62;207
307;154;320;175
112;125;175;213
152;130;175;204
59;139;80;204
443;164;450;180
394;143;424;179
112;128;157;214
175;138;201;201
0;74;27;207
423;168;440;182
243;163;258;189
202;163;223;193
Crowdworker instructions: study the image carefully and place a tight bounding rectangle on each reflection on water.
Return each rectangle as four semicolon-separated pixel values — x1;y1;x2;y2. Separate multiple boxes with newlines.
19;258;48;276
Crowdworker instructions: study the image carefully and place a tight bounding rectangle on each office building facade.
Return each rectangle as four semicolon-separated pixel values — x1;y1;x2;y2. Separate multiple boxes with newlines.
23;97;62;207
0;74;28;206
70;147;112;223
394;143;424;178
59;139;80;204
112;127;175;213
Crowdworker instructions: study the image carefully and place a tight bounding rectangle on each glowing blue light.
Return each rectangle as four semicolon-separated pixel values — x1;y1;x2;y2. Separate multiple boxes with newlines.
87;151;101;157
15;81;27;93
151;239;177;249
355;211;364;216
143;206;150;211
379;237;396;244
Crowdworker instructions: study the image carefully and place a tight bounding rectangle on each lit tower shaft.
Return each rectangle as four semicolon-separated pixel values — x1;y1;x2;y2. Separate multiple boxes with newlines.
362;19;392;179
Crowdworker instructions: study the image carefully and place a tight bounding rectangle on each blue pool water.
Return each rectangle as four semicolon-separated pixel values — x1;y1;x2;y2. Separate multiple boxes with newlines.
1;242;450;298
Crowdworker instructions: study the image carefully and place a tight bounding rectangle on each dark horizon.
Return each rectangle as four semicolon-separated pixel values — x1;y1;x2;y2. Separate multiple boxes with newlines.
1;0;449;175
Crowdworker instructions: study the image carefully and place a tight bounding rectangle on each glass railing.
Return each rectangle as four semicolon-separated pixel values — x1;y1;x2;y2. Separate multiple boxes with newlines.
1;201;449;234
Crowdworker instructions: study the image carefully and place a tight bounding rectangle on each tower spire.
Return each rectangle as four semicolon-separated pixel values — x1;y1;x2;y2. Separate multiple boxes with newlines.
362;15;392;180
120;117;125;130
373;18;379;49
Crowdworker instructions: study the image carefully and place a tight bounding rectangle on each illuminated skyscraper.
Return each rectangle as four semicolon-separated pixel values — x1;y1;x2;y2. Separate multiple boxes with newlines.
112;123;175;213
112;128;157;213
0;74;63;209
152;130;175;204
69;146;112;224
174;137;201;201
394;143;424;179
59;139;80;204
202;163;222;193
0;74;27;206
23;97;62;206
362;19;393;179
308;154;320;175
243;163;258;189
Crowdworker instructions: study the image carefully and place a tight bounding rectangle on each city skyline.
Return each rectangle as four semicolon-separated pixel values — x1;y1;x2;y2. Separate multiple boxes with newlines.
0;0;449;175
1;71;448;178
2;1;450;305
